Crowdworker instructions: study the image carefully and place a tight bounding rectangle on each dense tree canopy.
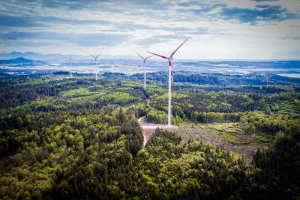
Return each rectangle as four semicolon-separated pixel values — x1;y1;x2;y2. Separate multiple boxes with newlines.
0;72;299;199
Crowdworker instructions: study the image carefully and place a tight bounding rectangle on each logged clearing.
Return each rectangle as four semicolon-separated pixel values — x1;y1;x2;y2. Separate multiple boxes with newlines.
176;123;275;162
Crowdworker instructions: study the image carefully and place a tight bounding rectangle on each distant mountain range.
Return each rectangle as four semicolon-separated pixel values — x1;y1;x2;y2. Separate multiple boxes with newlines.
0;51;138;60
0;51;67;60
0;51;94;60
0;57;46;64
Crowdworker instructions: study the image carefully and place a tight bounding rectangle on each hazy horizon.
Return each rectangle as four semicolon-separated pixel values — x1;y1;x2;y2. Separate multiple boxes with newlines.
1;0;299;60
1;51;300;62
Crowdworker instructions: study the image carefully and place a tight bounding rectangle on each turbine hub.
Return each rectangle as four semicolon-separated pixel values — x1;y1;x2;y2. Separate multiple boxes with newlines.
168;57;173;61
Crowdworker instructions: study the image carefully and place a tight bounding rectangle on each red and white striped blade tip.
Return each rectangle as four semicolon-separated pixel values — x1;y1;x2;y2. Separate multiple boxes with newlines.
145;55;154;60
170;38;189;58
146;51;167;59
136;52;144;59
96;53;102;58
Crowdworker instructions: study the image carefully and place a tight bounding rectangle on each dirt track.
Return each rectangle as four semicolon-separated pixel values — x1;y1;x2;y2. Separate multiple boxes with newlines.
138;116;178;149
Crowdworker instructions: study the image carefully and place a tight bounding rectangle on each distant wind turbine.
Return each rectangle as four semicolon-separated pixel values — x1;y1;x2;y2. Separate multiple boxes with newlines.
147;38;189;127
89;53;102;81
136;52;153;90
66;53;73;78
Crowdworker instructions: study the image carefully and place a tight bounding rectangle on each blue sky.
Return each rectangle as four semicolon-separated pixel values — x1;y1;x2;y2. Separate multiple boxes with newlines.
0;0;299;59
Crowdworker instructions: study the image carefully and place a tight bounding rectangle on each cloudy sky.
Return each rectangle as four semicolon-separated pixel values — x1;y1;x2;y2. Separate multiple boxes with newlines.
0;0;299;59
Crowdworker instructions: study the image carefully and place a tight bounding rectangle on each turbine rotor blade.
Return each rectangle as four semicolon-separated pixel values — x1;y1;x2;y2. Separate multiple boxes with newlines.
136;52;144;60
95;53;102;59
145;55;154;60
146;51;167;59
170;38;189;58
169;61;174;86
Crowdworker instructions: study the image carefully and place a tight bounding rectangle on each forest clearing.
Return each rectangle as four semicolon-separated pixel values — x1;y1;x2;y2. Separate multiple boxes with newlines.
138;116;178;149
176;123;273;162
0;73;299;199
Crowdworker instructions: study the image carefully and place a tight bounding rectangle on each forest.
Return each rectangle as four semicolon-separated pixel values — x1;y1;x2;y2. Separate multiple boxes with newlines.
0;72;299;199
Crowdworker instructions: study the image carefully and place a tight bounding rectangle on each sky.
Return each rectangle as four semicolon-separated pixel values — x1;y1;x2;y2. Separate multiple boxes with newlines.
0;0;299;60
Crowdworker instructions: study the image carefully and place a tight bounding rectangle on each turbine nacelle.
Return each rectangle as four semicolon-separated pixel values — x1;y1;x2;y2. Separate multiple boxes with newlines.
136;52;153;90
146;38;189;127
89;53;102;81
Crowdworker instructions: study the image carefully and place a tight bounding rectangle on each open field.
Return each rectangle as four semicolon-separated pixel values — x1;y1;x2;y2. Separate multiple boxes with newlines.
176;122;275;162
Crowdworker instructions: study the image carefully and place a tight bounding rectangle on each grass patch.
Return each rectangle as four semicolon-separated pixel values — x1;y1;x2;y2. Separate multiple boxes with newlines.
62;88;98;97
156;92;189;100
100;92;139;103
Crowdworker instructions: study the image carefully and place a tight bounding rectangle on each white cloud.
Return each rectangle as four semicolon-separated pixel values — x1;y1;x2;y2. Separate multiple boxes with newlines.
0;0;299;59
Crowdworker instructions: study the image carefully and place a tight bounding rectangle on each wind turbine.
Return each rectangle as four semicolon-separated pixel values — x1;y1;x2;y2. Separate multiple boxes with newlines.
66;53;73;78
89;53;102;81
147;38;189;127
136;52;153;90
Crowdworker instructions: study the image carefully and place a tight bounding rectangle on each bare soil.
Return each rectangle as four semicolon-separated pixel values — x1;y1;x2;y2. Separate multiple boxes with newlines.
176;124;273;162
138;116;178;149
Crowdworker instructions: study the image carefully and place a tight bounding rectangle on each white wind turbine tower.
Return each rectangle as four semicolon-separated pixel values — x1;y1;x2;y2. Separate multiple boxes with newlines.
147;38;189;127
89;53;102;81
136;52;153;89
65;53;73;78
